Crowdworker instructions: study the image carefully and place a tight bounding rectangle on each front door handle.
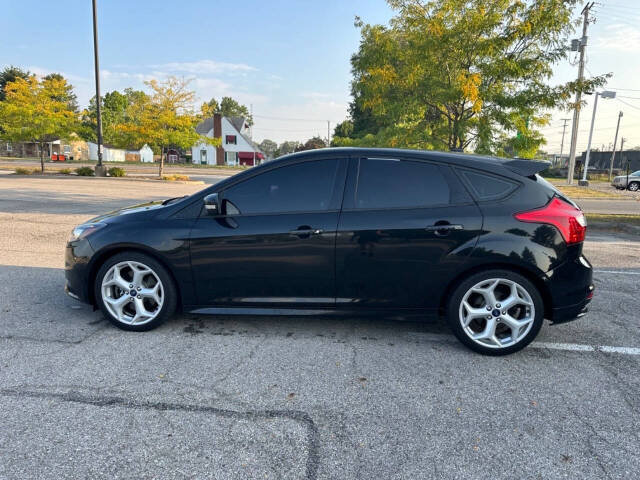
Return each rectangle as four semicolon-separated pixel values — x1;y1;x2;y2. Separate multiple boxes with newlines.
289;226;324;238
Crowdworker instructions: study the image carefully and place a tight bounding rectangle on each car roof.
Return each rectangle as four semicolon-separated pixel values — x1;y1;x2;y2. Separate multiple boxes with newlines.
273;147;548;177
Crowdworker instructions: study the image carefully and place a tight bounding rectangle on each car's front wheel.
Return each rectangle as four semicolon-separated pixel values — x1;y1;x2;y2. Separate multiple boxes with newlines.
447;270;544;355
628;181;639;192
94;252;177;331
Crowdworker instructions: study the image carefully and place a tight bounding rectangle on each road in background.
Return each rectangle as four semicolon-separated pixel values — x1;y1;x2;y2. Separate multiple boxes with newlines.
1;176;639;479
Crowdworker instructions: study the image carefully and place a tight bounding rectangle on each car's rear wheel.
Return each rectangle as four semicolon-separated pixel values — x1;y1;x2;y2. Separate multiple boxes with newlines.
628;181;639;192
94;252;177;331
446;270;544;355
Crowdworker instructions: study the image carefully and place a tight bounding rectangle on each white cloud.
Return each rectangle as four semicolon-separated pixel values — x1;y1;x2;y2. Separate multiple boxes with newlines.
148;59;258;75
593;24;640;53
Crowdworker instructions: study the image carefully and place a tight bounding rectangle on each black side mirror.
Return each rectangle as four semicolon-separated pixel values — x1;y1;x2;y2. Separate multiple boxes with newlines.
203;193;219;215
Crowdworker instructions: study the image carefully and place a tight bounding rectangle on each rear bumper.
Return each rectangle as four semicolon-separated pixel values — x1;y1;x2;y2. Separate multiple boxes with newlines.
551;295;593;324
546;254;594;324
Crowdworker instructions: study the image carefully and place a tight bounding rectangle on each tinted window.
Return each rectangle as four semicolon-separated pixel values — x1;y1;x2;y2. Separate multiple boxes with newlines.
223;159;339;214
461;170;516;200
355;159;451;209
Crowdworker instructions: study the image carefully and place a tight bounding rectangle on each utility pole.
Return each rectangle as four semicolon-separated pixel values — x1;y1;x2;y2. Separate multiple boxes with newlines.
608;111;623;181
567;2;594;185
581;90;615;184
91;0;106;176
559;118;570;157
327;121;331;147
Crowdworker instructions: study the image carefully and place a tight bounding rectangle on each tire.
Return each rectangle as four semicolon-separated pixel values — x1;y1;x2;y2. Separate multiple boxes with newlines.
628;182;639;192
94;251;177;331
446;269;544;356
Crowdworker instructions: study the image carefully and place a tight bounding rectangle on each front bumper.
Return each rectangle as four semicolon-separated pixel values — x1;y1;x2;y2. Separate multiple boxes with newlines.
64;239;95;304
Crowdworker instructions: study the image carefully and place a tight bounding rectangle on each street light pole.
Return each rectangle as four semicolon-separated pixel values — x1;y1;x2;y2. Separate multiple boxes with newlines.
580;90;616;185
608;111;623;182
91;0;106;176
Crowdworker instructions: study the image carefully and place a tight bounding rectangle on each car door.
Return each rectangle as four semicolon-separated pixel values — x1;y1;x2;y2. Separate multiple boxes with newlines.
335;156;483;310
190;157;347;307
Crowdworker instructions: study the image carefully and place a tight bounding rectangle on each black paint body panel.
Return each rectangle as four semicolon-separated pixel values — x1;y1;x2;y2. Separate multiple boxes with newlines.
64;147;593;324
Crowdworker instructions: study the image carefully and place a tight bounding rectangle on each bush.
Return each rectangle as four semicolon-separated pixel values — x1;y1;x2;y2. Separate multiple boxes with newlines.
108;167;126;177
75;167;94;176
162;174;190;181
58;168;72;175
14;167;36;175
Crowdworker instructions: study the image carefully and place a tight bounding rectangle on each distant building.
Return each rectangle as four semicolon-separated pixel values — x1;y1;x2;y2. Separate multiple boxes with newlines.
192;114;264;167
578;150;640;173
0;135;89;160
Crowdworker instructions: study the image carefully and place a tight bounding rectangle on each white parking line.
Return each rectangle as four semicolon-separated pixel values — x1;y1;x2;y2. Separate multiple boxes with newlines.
531;342;640;355
594;270;640;275
406;333;640;356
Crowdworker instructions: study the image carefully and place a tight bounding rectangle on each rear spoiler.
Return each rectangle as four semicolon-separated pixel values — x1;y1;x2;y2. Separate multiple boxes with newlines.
503;159;550;177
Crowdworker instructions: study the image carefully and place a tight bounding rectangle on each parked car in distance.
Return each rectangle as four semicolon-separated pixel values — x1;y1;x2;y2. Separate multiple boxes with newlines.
612;170;640;191
65;148;594;355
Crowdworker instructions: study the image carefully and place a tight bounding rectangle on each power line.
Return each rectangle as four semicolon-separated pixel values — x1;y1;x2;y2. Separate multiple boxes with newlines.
618;99;640;111
253;114;341;123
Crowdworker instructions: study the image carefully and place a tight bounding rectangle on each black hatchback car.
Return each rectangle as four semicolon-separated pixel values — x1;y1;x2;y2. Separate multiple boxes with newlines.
65;148;593;355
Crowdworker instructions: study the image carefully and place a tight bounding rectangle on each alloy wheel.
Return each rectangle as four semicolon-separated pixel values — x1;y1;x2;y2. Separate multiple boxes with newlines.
459;278;535;349
629;182;639;191
101;261;164;325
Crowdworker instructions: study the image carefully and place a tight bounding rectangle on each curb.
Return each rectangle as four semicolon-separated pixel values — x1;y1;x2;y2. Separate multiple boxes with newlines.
4;174;205;185
588;222;640;236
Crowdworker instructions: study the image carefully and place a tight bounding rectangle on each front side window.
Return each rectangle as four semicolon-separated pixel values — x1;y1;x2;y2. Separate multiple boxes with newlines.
354;158;452;209
223;159;339;215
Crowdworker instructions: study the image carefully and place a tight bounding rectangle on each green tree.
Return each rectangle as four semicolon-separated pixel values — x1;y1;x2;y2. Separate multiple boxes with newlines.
344;0;609;157
0;66;30;102
81;88;148;146
42;73;78;112
275;140;300;157
332;120;354;144
0;75;78;172
296;136;327;152
258;139;278;159
201;96;253;125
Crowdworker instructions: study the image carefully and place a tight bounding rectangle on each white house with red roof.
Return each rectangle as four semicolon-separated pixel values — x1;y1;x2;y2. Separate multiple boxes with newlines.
192;114;264;167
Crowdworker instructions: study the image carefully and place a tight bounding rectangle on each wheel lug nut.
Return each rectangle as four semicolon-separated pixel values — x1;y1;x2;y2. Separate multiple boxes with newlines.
129;284;133;288
496;303;501;308
486;306;492;311
137;295;141;299
137;287;141;291
502;310;506;315
486;315;492;320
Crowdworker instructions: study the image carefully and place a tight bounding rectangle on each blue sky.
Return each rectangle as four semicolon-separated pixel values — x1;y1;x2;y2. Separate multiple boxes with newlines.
1;0;639;150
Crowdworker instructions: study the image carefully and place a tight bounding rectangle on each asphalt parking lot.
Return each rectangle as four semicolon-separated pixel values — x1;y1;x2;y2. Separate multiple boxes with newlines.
1;176;639;480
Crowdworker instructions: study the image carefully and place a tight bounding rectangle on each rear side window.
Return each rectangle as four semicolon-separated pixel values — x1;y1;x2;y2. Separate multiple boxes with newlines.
354;159;454;209
460;170;517;200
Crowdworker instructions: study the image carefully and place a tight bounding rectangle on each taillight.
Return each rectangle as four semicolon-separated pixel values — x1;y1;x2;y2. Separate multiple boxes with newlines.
514;197;586;245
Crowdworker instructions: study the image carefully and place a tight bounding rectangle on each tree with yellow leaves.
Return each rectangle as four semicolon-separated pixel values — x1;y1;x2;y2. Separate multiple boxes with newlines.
114;77;219;176
337;0;610;157
0;75;78;172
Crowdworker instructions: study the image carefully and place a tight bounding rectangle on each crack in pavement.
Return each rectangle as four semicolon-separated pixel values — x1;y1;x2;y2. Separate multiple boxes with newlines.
0;387;321;480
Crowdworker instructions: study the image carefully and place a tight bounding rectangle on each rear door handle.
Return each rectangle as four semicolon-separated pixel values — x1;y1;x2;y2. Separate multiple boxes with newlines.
424;224;464;231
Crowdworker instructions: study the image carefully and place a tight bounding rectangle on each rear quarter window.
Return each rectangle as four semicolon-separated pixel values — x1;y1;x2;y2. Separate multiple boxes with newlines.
459;170;518;201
